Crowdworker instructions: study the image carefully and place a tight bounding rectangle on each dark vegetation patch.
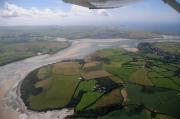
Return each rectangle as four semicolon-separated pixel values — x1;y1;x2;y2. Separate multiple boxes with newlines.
96;77;119;92
20;69;42;108
126;84;180;119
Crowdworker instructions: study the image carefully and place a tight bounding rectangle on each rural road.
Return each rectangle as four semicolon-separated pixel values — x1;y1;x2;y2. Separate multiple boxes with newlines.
0;37;179;119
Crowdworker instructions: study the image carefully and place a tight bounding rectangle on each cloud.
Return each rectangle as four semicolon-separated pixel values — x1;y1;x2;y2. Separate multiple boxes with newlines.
0;2;67;18
107;4;180;23
70;5;92;16
0;3;30;18
97;9;110;16
0;2;111;25
0;2;179;26
0;2;109;18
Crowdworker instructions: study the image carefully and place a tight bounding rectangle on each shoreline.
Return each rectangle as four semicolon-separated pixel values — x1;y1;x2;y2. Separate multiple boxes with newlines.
0;41;71;67
0;38;180;119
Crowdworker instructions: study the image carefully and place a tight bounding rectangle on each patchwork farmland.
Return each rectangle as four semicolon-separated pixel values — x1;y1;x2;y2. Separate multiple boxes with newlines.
21;42;180;119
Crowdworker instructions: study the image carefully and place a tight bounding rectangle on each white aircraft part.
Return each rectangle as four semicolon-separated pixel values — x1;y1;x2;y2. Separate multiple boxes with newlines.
63;0;143;8
89;0;142;8
63;0;180;13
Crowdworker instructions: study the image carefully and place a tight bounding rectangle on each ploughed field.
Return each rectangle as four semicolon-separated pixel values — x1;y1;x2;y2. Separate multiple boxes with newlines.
21;42;180;119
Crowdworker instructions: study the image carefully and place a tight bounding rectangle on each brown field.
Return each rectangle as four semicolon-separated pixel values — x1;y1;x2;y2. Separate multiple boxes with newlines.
95;50;114;57
82;70;112;80
83;61;101;68
35;79;50;90
83;61;102;71
84;56;94;63
127;31;160;39
104;62;122;69
37;66;51;80
95;88;123;108
130;61;145;66
109;75;124;85
52;61;81;75
84;54;102;63
130;69;153;86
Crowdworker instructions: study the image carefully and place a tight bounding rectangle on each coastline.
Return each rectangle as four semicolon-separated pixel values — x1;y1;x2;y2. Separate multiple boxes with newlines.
0;41;71;67
0;37;179;119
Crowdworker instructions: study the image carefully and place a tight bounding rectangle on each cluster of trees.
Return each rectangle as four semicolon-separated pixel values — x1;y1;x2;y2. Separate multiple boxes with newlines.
138;42;180;63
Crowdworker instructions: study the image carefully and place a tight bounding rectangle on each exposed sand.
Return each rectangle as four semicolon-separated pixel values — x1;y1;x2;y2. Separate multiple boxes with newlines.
0;37;176;119
0;79;16;98
0;38;132;119
124;48;139;52
54;38;67;42
0;104;20;119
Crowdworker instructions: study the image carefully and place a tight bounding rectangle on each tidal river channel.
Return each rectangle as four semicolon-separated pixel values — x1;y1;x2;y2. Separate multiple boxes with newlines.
0;37;179;119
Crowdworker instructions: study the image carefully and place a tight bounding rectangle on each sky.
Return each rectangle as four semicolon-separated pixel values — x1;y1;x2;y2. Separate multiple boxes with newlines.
0;0;180;26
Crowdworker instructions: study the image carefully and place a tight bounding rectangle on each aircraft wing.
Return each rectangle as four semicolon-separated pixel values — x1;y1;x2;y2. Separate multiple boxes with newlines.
63;0;180;13
162;0;180;13
63;0;143;9
63;0;97;9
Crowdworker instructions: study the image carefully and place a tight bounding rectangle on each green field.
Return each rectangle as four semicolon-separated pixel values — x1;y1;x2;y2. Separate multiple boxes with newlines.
21;61;81;110
88;88;123;110
74;80;97;98
21;42;180;119
153;42;180;55
147;60;180;91
98;106;151;119
126;84;180;118
29;75;80;110
150;77;180;91
0;40;70;66
130;69;153;86
75;91;103;111
172;77;180;85
153;114;176;119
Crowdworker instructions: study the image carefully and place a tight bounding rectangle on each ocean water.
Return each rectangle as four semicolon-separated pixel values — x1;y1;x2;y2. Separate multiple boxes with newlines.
120;22;180;33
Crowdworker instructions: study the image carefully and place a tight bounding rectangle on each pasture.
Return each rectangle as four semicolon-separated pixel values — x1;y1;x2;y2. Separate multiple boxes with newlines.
75;91;103;111
153;42;180;55
92;88;123;109
130;69;153;86
21;44;180;119
150;77;180;91
73;80;97;98
29;75;81;110
82;70;111;80
37;66;52;80
126;84;180;119
52;61;81;75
